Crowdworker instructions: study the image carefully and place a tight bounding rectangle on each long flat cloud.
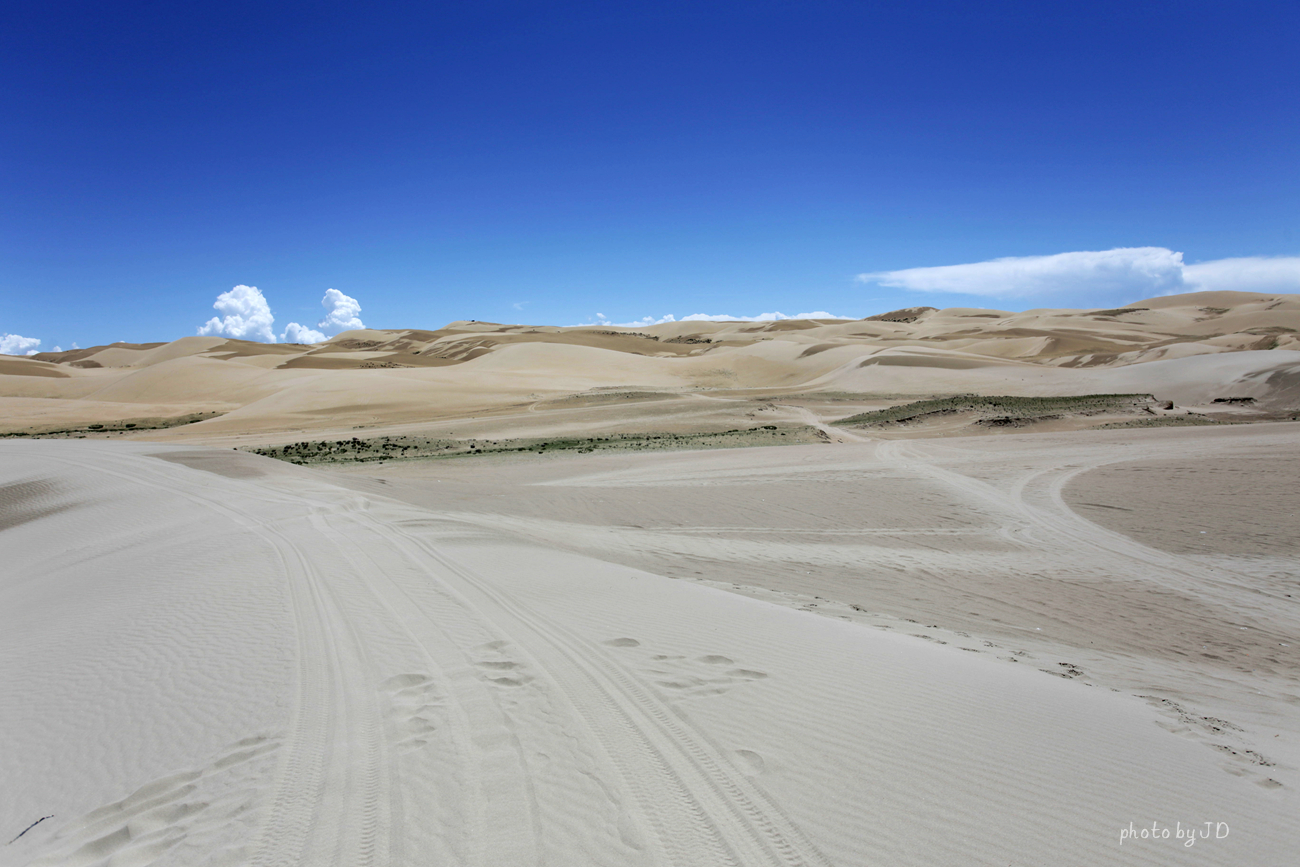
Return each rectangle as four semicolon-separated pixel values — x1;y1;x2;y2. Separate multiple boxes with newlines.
583;311;850;327
858;248;1300;300
1183;256;1300;295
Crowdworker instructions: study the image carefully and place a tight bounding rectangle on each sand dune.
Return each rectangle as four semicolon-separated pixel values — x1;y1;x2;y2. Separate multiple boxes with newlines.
3;291;1298;442
3;290;1299;865
3;437;1295;865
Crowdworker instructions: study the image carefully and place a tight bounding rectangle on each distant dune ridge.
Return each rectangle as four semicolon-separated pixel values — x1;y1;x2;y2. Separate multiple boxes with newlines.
2;290;1298;442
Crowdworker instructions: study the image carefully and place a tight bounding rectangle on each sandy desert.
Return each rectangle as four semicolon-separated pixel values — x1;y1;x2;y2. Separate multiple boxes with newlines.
3;289;1299;866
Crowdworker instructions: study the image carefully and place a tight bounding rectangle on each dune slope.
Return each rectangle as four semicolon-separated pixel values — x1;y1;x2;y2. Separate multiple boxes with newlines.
1;439;1295;866
3;291;1298;444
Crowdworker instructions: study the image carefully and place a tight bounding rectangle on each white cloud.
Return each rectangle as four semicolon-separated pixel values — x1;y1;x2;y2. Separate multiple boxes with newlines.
198;285;277;342
51;345;62;353
588;314;678;327
198;285;367;344
1;334;41;355
857;248;1300;302
681;311;848;322
1182;256;1300;295
858;247;1186;299
318;288;364;332
581;311;850;327
281;322;327;344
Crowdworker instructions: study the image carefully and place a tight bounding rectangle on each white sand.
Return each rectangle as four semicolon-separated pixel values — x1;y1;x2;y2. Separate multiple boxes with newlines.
2;435;1296;865
3;291;1298;865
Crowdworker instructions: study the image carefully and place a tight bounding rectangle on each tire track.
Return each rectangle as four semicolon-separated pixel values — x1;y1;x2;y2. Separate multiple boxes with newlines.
878;437;1266;601
31;443;832;866
34;447;388;867
308;508;540;867
354;508;833;867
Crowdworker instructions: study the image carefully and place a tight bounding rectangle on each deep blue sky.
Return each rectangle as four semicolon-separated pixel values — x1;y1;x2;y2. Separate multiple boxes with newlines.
3;0;1297;348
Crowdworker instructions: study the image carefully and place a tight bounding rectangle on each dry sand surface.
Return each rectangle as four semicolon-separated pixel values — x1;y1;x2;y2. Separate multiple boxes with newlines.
2;290;1298;445
2;291;1299;866
3;434;1298;866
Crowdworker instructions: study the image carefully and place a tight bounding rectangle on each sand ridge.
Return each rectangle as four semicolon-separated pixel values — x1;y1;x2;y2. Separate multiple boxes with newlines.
3;291;1298;443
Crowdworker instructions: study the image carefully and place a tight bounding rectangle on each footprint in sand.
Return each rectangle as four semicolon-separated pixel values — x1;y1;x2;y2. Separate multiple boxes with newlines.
23;734;281;867
604;639;769;697
381;673;444;752
734;749;766;776
653;655;768;697
470;643;535;688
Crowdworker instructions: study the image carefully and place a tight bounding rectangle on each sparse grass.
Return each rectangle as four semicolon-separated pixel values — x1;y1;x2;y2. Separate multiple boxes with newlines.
1093;416;1225;429
837;394;1154;427
1090;307;1148;317
0;411;224;438
244;425;823;466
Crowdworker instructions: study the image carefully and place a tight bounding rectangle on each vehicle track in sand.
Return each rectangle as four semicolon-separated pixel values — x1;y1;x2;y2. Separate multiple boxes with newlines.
352;511;834;867
29;443;830;867
244;461;832;866
872;436;1282;609
35;448;391;867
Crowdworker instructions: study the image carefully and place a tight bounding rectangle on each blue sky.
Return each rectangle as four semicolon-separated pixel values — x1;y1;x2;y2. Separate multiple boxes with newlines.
3;0;1298;351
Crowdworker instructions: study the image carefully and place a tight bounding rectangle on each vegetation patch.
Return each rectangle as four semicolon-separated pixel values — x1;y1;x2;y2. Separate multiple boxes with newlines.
1093;416;1224;429
866;306;936;323
837;394;1155;427
1;412;225;439
243;425;822;466
1090;307;1148;317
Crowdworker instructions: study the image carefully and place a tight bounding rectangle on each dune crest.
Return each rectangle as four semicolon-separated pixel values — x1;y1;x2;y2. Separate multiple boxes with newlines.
1;292;1297;443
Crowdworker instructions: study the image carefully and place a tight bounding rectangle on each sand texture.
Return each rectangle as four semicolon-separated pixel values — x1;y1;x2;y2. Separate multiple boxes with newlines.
2;428;1298;866
2;291;1298;446
3;290;1299;865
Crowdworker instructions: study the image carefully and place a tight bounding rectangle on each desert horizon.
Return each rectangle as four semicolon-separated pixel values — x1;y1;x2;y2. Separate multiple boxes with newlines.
4;289;1298;445
4;288;1299;864
5;4;1298;864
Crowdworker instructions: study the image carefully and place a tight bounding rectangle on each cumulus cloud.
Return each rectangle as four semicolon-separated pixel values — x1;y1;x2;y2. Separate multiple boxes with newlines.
1183;256;1300;295
1;334;41;355
318;288;364;332
198;285;277;342
582;310;850;327
281;322;327;344
858;248;1186;300
197;285;367;344
280;288;364;342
